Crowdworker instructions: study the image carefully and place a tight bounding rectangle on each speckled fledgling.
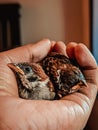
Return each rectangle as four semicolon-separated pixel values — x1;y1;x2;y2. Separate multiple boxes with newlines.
41;52;87;99
8;62;55;100
8;53;87;100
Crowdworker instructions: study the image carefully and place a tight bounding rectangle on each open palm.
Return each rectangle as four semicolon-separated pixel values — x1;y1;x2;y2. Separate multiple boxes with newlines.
0;39;98;130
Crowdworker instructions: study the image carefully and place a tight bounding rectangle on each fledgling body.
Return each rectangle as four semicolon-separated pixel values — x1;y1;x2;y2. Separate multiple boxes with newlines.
41;53;87;99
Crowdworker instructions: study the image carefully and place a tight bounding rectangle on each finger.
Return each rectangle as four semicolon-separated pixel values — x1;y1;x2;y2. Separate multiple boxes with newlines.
51;41;67;55
67;43;98;106
66;42;77;58
30;39;52;62
66;42;97;69
1;39;51;63
75;43;97;69
66;42;98;89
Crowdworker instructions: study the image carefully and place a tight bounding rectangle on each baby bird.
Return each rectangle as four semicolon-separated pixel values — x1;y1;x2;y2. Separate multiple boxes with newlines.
41;52;87;99
8;62;55;100
8;53;87;100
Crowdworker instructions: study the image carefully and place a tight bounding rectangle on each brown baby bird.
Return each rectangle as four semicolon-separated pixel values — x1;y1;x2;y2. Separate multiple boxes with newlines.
41;52;87;99
8;62;55;100
8;53;87;100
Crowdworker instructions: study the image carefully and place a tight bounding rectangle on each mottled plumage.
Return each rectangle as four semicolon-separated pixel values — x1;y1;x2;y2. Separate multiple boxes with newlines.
41;52;87;99
8;53;87;100
8;62;55;100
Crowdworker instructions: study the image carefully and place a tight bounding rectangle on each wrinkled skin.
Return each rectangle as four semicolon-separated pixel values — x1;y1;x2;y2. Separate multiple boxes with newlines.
0;39;98;130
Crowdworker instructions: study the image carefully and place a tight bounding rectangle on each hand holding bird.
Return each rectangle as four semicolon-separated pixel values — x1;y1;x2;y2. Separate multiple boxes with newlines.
8;52;87;100
0;39;98;130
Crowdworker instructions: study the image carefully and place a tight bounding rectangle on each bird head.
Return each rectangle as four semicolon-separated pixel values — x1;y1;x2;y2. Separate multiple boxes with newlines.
8;62;52;90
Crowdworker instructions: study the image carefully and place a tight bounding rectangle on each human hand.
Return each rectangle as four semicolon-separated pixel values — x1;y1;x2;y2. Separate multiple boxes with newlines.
0;39;98;130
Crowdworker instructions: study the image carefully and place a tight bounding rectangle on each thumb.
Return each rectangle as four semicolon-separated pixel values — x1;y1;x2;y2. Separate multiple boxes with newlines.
0;39;51;63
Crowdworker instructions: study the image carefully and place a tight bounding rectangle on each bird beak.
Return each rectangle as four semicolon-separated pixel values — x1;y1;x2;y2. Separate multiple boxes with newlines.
8;63;24;75
70;80;87;93
78;80;88;87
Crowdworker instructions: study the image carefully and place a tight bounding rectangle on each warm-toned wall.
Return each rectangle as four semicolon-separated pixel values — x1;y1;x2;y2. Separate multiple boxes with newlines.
63;0;90;48
82;0;90;49
20;0;65;44
0;0;65;44
0;0;90;48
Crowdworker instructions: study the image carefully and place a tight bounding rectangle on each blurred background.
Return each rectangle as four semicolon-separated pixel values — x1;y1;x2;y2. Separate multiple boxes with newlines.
0;0;98;129
0;0;90;50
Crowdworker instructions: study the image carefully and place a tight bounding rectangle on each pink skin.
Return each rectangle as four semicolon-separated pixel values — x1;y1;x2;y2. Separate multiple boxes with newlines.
0;39;98;130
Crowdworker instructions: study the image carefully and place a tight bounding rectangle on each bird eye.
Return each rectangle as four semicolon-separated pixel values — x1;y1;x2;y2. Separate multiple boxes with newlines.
23;66;32;73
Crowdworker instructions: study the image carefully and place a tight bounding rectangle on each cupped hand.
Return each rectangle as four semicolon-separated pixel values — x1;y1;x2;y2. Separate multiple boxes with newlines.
0;39;98;130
